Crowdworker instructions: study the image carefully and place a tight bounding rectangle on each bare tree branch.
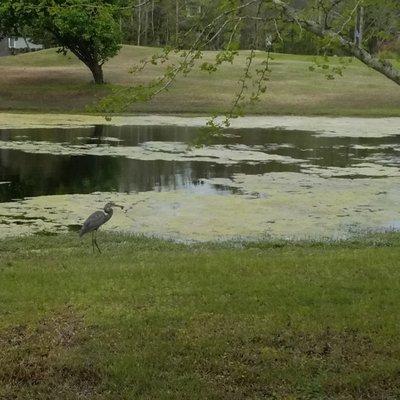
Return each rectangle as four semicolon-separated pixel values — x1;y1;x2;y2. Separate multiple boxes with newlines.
271;0;400;86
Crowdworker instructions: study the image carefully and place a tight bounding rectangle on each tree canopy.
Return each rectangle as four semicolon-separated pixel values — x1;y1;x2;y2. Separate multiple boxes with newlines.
0;0;123;83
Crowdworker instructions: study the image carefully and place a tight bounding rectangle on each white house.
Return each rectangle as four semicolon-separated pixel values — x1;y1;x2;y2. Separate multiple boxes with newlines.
0;37;43;56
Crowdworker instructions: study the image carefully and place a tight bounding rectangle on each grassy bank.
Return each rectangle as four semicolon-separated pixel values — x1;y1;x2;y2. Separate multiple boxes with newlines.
1;233;400;399
0;45;399;116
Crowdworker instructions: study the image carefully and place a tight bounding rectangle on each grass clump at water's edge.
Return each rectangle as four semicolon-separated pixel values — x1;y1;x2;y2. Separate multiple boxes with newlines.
1;232;400;399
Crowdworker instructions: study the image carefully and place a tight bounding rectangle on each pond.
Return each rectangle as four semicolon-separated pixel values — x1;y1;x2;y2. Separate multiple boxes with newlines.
1;115;400;241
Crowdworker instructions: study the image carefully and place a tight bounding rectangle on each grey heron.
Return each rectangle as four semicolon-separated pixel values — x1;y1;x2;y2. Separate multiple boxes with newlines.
79;202;123;253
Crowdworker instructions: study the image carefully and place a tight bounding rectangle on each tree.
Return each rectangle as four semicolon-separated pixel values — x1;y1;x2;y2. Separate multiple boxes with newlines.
0;0;123;84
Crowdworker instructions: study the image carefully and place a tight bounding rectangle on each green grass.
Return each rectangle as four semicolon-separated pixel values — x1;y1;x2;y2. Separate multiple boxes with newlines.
1;232;400;399
0;45;399;116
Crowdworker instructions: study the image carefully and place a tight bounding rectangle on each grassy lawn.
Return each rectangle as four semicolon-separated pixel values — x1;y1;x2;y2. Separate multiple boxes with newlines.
1;232;400;399
0;45;399;116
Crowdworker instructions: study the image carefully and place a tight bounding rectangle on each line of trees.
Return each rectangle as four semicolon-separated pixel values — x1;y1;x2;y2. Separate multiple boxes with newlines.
120;0;327;53
121;0;399;55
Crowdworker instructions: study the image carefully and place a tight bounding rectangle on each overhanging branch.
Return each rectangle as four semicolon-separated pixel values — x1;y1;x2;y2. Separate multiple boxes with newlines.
271;0;400;86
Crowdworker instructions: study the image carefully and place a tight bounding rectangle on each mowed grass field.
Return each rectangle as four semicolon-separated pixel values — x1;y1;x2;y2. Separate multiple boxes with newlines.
0;45;399;116
1;233;400;399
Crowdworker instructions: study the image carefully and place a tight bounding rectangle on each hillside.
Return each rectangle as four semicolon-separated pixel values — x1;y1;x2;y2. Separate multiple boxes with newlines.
0;45;399;116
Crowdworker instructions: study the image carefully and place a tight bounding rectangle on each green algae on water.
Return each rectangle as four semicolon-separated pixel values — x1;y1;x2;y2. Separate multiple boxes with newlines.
1;173;400;242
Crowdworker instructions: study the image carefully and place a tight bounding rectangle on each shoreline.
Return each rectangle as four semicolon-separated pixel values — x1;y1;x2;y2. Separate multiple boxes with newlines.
1;112;400;137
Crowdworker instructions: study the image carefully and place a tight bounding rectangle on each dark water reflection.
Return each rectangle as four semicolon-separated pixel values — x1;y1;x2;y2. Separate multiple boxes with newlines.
1;124;399;203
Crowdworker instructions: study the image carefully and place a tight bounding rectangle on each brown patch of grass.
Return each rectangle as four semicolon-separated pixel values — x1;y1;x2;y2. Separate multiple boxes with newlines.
0;306;104;400
190;322;400;399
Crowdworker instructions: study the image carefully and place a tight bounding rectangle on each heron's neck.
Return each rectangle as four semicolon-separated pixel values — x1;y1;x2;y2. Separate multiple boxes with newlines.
104;208;113;221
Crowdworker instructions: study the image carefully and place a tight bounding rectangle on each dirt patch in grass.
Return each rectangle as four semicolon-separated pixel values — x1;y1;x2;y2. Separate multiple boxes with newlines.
0;306;104;400
1;67;88;85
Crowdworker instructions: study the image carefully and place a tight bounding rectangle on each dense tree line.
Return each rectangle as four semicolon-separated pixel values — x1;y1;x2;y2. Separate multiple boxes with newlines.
121;0;399;56
119;0;322;54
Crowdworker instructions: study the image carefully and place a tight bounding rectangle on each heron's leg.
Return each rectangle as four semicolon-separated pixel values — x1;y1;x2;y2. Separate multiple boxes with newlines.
91;232;95;253
94;230;102;254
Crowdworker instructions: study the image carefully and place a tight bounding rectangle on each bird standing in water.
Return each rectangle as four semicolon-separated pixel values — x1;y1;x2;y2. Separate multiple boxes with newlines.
79;202;123;253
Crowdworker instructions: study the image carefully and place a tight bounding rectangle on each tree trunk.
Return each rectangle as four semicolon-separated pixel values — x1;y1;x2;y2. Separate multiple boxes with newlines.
354;6;364;48
137;0;142;46
66;45;105;84
358;6;364;47
175;0;179;45
23;37;31;52
130;12;134;43
151;0;155;39
87;62;104;84
144;3;149;45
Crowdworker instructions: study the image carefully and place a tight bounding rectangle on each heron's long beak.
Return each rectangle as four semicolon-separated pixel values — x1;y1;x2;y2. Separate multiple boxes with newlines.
115;204;124;209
